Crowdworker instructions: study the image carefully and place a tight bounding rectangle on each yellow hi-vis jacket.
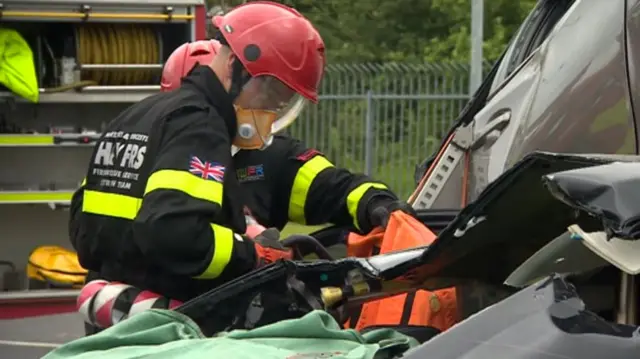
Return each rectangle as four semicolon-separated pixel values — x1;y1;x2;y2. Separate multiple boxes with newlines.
0;28;38;103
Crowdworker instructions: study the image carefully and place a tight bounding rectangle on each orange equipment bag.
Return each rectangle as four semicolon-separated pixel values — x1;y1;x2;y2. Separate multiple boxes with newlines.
26;246;88;289
345;211;458;333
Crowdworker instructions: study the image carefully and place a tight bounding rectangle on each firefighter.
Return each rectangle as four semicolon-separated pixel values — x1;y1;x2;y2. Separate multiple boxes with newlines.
69;1;326;311
160;39;417;240
160;41;453;340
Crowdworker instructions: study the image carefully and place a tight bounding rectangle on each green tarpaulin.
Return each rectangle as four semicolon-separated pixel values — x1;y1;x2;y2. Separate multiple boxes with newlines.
44;310;419;359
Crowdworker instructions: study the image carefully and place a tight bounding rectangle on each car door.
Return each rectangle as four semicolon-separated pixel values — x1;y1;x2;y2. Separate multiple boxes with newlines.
414;0;576;209
466;0;634;202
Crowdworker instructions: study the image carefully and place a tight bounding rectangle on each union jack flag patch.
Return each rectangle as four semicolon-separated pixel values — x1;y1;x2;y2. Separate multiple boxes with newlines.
189;156;225;182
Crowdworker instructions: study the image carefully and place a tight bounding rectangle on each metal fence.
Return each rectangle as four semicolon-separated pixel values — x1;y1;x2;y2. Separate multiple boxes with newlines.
286;61;492;199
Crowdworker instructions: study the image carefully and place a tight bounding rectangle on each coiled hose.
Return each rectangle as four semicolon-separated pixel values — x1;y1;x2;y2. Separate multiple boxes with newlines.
74;24;160;86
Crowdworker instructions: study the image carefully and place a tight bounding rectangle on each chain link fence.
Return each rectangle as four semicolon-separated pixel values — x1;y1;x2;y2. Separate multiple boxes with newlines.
286;61;492;199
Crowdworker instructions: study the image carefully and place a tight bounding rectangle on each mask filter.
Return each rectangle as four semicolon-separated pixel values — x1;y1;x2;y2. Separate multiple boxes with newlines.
232;107;276;150
238;123;255;139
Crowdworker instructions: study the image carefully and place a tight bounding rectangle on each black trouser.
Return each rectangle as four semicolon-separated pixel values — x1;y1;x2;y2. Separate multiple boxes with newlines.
84;322;103;336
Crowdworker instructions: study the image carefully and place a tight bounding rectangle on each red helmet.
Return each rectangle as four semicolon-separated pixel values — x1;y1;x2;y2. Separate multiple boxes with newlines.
160;40;222;92
212;1;326;103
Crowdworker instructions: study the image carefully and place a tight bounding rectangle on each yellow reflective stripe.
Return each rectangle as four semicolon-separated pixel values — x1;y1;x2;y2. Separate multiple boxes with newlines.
82;190;142;219
194;224;235;279
81;178;86;186
145;169;223;205
288;156;334;224
347;182;388;230
82;184;233;279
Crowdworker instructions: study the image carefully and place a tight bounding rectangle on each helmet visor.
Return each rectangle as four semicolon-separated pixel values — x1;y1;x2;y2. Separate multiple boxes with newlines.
235;75;307;136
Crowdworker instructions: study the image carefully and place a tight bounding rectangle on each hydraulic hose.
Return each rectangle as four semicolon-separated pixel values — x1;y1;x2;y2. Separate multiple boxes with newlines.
43;81;99;93
281;234;335;260
74;24;160;86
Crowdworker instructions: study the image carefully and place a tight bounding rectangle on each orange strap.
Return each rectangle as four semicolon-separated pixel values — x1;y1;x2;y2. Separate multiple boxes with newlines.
408;134;454;204
345;211;458;331
408;133;470;207
347;228;384;257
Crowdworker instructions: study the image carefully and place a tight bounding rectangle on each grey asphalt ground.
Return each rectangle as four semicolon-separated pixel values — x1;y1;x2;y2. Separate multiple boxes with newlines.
0;313;84;358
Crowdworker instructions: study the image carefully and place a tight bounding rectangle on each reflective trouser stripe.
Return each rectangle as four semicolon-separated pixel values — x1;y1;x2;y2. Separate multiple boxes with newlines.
82;190;141;219
346;183;388;231
144;169;223;205
192;224;235;279
288;156;334;224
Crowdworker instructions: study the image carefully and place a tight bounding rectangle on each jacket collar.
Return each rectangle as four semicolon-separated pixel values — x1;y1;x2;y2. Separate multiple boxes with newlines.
181;65;237;139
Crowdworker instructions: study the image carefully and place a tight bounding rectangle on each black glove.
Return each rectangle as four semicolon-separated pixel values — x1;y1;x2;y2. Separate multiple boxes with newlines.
252;228;292;267
368;198;418;229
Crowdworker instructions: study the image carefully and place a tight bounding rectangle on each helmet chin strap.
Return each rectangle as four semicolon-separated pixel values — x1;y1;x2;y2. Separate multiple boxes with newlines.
228;58;251;101
229;60;250;158
229;57;252;156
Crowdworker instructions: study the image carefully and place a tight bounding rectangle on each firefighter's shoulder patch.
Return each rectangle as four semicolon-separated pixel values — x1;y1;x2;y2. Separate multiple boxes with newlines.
296;148;323;162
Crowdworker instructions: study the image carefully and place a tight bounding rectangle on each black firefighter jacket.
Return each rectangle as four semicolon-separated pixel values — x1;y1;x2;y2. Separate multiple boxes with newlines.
69;66;255;301
233;135;397;233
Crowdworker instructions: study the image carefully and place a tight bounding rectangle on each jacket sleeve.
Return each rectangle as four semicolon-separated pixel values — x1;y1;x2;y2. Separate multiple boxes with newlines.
68;183;83;251
132;108;256;280
68;178;100;270
279;138;398;233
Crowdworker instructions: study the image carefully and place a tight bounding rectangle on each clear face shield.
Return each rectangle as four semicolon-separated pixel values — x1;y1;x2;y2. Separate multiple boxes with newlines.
232;75;306;151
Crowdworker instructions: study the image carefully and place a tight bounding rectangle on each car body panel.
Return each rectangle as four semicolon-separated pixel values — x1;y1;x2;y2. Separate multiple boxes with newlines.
459;0;638;202
504;231;610;287
513;0;634;156
403;275;640;359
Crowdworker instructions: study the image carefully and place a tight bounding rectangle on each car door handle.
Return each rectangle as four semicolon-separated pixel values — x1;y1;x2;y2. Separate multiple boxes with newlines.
470;110;511;150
